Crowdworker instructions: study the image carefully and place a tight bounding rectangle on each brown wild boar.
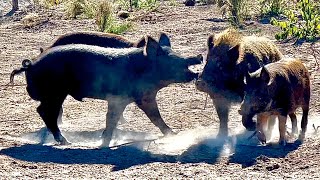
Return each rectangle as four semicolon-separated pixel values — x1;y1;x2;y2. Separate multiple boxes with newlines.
239;58;310;145
10;34;203;146
196;28;283;137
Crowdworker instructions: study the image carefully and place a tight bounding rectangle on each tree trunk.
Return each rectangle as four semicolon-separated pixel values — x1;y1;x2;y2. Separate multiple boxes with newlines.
12;0;18;11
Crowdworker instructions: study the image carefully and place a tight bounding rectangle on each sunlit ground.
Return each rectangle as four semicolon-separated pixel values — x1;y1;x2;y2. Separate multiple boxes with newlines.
3;114;319;159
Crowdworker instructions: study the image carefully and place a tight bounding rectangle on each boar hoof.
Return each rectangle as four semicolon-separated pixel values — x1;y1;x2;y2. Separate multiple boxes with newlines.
292;128;299;135
278;139;286;146
58;137;71;145
298;132;305;141
217;131;228;139
265;131;272;141
101;139;112;148
257;131;266;144
117;118;127;125
164;129;176;136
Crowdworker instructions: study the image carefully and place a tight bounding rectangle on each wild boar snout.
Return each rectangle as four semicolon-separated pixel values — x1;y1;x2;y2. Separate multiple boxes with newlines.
195;78;208;91
187;54;203;66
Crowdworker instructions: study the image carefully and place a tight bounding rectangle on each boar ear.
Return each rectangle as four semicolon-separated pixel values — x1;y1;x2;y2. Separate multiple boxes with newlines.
135;37;146;48
207;35;214;49
144;36;164;59
260;66;271;84
158;33;171;47
228;44;240;63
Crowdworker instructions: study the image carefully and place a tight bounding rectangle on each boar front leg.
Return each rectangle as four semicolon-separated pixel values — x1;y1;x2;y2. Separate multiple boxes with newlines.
289;113;298;135
256;113;269;144
101;98;128;147
278;115;287;146
213;98;231;137
136;92;174;135
57;108;63;125
37;96;69;145
265;115;276;141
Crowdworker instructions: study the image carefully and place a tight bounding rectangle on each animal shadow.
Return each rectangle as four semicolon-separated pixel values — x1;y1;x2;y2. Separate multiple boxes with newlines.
228;138;302;167
178;130;302;167
0;128;302;170
0;128;176;171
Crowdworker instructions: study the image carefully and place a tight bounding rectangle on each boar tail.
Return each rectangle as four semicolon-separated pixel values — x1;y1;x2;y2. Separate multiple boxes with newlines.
9;59;32;84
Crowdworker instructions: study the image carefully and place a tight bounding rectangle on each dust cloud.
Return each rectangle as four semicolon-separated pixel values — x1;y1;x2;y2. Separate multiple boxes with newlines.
5;114;319;159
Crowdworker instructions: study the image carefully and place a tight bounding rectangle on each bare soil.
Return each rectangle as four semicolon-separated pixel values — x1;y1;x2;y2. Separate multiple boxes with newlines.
0;1;320;179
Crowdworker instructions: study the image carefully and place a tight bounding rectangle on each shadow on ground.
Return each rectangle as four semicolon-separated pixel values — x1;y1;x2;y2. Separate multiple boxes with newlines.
0;127;302;171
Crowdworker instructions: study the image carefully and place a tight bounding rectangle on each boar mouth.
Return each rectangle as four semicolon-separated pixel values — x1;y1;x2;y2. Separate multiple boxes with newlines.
186;54;203;66
241;113;257;131
184;71;199;82
195;78;209;92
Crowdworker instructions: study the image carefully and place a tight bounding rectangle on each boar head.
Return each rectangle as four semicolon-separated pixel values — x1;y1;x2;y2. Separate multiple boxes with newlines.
196;34;242;99
144;33;203;85
239;66;274;130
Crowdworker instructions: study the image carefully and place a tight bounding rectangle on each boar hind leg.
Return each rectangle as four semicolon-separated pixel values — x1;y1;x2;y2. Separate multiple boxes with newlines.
256;113;269;144
136;93;174;136
101;99;127;147
266;115;276;141
299;87;310;140
299;106;309;141
57;108;63;125
37;96;68;145
289;113;298;135
213;99;230;137
278;115;287;146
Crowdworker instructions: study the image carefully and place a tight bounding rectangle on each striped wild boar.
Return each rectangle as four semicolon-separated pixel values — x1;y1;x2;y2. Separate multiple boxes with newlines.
239;58;310;145
10;34;203;146
196;28;283;137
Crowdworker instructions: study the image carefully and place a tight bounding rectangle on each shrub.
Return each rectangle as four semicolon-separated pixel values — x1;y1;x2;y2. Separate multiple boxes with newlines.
115;0;159;11
33;0;63;8
218;0;251;28
96;1;132;34
139;0;159;10
271;0;320;42
21;13;42;28
259;0;286;17
65;0;96;19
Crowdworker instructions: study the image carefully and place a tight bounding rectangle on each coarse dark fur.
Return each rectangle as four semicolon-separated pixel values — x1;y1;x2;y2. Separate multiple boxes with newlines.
39;31;146;54
10;34;203;146
239;58;310;145
29;32;146;125
196;28;283;136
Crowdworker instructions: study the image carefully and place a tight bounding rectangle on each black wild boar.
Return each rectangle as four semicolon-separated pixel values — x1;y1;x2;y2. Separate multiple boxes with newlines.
196;28;283;137
10;34;203;146
37;32;146;125
239;58;310;145
36;32;146;125
39;31;146;53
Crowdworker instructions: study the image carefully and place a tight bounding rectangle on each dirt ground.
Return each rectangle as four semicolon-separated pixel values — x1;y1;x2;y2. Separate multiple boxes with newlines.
1;1;320;179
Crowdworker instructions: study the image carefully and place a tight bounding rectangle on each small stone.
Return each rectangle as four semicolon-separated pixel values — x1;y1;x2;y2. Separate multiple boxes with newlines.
117;11;130;19
266;163;280;171
184;0;196;6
